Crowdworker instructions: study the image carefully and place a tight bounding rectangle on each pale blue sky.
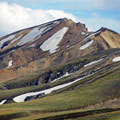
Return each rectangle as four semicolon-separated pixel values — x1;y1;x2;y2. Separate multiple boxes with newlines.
0;0;119;35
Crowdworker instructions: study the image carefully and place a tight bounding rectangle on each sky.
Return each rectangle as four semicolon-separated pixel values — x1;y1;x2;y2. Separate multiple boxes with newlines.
0;0;120;36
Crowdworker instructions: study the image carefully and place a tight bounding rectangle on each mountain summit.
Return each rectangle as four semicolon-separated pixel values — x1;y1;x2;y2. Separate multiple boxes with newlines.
0;18;120;120
0;18;119;82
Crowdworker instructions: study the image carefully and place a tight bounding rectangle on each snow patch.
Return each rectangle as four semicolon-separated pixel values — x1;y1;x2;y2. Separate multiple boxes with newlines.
83;30;101;41
42;27;52;34
11;34;23;45
17;27;49;46
0;100;7;105
80;40;94;50
81;32;86;35
13;72;95;103
112;57;120;62
28;43;36;48
66;45;70;48
84;59;103;67
7;60;13;68
0;35;15;49
51;72;72;83
0;20;60;48
40;27;68;53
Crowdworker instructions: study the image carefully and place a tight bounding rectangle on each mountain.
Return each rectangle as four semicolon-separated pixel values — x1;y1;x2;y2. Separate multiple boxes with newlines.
0;18;120;120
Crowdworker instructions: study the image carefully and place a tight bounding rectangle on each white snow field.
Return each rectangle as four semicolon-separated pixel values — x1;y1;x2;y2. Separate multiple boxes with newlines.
0;35;15;49
80;40;94;50
0;20;60;49
16;20;60;46
7;60;13;68
13;72;95;103
112;57;120;62
17;27;48;46
0;100;7;105
84;59;103;67
40;27;68;53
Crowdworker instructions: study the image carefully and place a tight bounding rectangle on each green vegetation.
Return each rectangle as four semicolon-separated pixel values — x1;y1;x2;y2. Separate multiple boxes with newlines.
0;61;120;119
0;48;115;90
67;110;120;120
0;49;120;120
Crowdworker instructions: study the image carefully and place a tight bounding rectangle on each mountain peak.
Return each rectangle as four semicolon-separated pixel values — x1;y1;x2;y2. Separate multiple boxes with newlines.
0;18;119;82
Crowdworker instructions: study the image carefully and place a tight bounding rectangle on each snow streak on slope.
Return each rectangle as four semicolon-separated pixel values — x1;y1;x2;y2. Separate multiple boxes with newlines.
0;35;15;49
0;20;61;48
28;43;36;48
40;27;68;53
7;60;12;68
81;32;86;35
84;59;103;67
83;29;102;41
17;27;47;46
51;72;72;83
11;34;23;45
112;57;120;62
0;100;7;105
13;72;96;103
80;40;94;50
16;20;61;46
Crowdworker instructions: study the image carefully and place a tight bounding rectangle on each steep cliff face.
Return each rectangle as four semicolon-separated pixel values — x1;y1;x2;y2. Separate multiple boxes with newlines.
0;18;119;82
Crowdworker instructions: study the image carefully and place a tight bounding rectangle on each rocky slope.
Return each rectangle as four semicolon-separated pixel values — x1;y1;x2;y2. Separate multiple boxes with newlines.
0;18;120;83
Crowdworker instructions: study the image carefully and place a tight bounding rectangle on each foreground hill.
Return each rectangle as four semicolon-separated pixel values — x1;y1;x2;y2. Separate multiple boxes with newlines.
0;18;120;120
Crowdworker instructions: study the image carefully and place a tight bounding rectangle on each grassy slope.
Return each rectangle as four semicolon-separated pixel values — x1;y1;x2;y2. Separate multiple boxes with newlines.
0;49;120;119
12;109;120;120
6;67;120;112
0;62;120;119
0;49;108;100
1;48;118;90
67;111;120;120
0;49;119;101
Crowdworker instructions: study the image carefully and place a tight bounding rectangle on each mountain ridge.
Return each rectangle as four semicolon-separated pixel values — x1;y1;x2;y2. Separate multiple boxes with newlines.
0;18;119;82
0;18;120;120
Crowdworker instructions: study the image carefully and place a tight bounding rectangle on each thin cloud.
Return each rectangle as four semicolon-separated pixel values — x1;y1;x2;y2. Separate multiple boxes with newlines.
81;17;120;32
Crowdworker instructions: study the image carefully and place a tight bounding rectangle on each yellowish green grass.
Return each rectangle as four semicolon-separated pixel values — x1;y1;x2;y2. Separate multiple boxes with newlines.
0;49;120;119
67;111;120;120
0;67;120;114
